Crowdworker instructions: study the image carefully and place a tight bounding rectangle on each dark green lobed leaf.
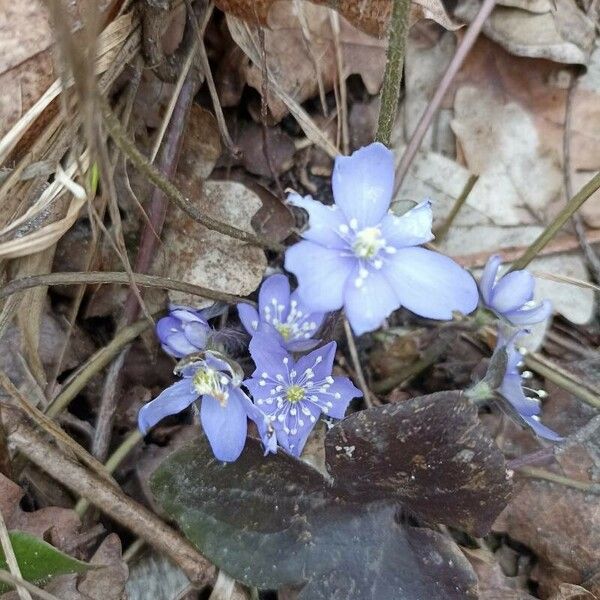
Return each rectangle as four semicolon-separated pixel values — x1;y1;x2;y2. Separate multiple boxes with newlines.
151;435;478;598
325;391;512;536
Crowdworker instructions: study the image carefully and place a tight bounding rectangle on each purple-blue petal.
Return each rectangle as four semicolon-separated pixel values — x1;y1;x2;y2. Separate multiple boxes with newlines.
163;332;201;358
479;255;501;306
200;388;249;462
500;373;540;417
343;267;399;335
156;316;182;345
288;192;348;249
249;332;290;379
384;247;478;320
258;274;291;322
521;415;563;442
275;402;321;457
138;379;198;434
491;270;535;313
285;241;355;312
285;338;322;352
237;303;259;334
332;142;395;228
183;321;210;348
380;200;433;248
169;306;207;324
319;376;361;418
295;341;337;383
504;300;552;326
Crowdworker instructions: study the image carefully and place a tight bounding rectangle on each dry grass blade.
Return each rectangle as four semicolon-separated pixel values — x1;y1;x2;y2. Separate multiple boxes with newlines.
0;571;60;600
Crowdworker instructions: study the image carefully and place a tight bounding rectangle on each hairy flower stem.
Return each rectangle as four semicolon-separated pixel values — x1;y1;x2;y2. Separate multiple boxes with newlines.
510;170;600;271
375;0;411;147
100;95;283;252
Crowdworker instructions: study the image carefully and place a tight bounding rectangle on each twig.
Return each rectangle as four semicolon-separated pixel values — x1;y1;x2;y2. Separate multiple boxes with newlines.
100;95;283;252
0;402;11;479
517;466;600;494
433;175;478;241
0;272;255;306
375;0;411;146
506;447;555;470
9;423;216;586
0;569;59;600
510;171;600;271
343;318;373;408
0;509;33;600
394;0;497;190
0;372;118;485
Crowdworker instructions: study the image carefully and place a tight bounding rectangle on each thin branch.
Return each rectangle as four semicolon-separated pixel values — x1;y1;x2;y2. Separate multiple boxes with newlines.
394;0;497;190
99;95;283;252
8;423;216;586
0;271;255;306
375;0;411;146
510;171;600;271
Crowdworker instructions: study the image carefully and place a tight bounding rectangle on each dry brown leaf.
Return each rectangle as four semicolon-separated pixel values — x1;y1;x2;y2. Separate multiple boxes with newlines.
0;1;55;140
160;179;267;306
493;416;600;598
455;0;594;65
216;0;459;37
227;1;387;122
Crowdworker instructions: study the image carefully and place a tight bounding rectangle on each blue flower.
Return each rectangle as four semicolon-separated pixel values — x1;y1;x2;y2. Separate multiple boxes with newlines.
480;255;552;326
138;352;253;462
156;305;211;357
284;142;478;335
244;333;361;457
497;330;562;441
237;274;325;352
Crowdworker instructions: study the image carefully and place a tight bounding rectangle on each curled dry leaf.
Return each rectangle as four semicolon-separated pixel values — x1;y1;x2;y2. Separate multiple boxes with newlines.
227;1;387;121
216;0;459;37
153;104;266;305
494;416;600;597
455;0;594;65
325;391;512;537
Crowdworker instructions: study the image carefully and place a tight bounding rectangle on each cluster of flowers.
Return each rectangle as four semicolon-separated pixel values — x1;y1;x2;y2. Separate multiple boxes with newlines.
138;143;560;463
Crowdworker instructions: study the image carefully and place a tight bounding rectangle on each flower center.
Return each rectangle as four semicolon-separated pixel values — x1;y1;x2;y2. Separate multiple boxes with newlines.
352;227;386;259
286;384;305;403
275;323;293;341
192;367;229;405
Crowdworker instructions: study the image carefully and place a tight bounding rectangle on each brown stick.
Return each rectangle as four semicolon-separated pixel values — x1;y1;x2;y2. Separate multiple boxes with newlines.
9;423;215;586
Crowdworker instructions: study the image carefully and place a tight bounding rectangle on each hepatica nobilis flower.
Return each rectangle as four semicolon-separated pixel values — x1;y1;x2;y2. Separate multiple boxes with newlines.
156;305;211;357
244;333;361;457
284;142;478;335
237;274;325;351
497;330;562;441
138;352;254;462
480;255;552;326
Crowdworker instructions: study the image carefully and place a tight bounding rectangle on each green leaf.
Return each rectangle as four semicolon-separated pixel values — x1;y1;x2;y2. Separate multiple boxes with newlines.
150;436;477;598
0;531;92;593
325;391;511;536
